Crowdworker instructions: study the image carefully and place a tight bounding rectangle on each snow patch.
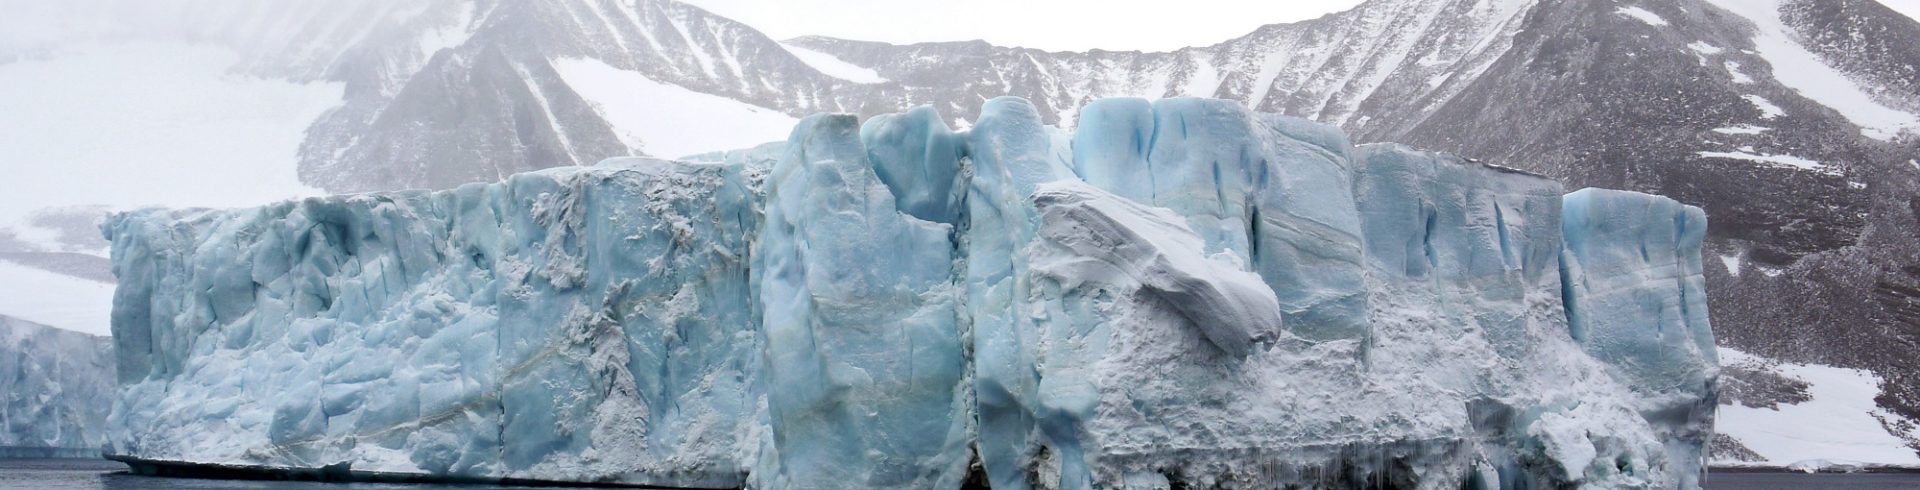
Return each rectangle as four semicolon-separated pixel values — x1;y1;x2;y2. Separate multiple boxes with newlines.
1180;55;1223;96
1712;125;1770;135
1785;459;1872;473
1703;0;1920;140
1725;61;1754;84
1688;42;1724;55
1744;95;1785;119
1697;150;1836;175
780;43;886;84
1716;347;1920;466
1617;6;1670;26
552;57;799;159
1720;254;1742;277
0;261;114;336
416;2;476;58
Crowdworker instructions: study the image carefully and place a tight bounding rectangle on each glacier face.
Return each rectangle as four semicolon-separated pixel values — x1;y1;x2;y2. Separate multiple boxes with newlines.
104;97;1716;489
0;315;115;457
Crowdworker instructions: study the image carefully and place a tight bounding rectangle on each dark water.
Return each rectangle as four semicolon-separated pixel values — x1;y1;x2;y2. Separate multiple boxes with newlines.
8;459;1920;489
1706;472;1920;490
0;459;534;490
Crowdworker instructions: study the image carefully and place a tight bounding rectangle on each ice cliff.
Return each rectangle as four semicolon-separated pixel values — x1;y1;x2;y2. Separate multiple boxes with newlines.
102;97;1717;489
0;315;115;458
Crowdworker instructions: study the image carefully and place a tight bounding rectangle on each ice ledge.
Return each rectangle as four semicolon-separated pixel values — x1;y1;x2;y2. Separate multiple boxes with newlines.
1032;181;1281;358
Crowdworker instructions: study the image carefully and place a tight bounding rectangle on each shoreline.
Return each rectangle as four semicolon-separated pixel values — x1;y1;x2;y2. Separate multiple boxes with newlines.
1710;463;1920;474
103;454;739;489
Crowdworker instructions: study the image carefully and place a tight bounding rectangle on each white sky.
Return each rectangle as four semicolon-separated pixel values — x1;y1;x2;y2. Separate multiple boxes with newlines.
680;0;1920;52
679;0;1368;52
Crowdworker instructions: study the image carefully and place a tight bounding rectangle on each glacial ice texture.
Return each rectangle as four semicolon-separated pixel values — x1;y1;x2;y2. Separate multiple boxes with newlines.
105;97;1717;489
0;315;115;457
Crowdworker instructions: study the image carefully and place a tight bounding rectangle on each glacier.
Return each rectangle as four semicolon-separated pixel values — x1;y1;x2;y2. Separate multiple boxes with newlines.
0;315;116;458
101;97;1717;489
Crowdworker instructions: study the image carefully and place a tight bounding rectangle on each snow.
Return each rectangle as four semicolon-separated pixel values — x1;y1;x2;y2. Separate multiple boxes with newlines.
1721;254;1743;277
1717;347;1920;466
0;261;114;336
102;96;1718;489
1704;0;1920;140
1617;6;1670;26
779;42;887;84
0;42;337;234
1179;54;1222;96
416;1;476;58
552;56;798;159
1744;94;1785;119
1688;42;1724;55
1725;61;1754;84
1032;181;1283;358
1713;125;1770;135
1884;0;1920;23
1697;150;1837;175
507;59;582;165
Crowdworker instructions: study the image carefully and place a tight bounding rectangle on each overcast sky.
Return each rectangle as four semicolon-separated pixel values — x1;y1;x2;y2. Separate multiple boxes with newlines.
682;0;1920;52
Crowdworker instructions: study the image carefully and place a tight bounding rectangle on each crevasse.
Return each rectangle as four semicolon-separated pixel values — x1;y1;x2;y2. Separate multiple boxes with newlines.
102;97;1716;489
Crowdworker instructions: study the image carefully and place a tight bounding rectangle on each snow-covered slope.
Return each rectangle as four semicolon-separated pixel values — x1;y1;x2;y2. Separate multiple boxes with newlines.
0;41;338;272
0;43;334;221
102;98;1716;488
1716;348;1920;467
1703;0;1920;140
553;57;798;158
0;261;114;337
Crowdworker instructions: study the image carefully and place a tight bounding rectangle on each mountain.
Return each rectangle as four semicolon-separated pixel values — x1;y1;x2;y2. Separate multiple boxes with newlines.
4;0;1919;467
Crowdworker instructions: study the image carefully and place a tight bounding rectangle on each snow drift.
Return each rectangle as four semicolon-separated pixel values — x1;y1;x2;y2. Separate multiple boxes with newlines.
102;97;1717;489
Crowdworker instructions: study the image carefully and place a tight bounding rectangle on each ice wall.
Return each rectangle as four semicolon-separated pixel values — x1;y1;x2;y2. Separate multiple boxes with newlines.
0;315;115;457
1561;188;1718;480
105;160;765;487
753;114;972;488
104;97;1717;489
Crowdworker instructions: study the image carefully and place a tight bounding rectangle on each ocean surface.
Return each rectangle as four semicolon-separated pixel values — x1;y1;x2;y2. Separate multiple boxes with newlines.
6;458;1920;489
0;459;523;490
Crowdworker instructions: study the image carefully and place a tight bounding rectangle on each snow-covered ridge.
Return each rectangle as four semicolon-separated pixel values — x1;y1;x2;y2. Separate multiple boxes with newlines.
1715;347;1920;468
103;97;1716;488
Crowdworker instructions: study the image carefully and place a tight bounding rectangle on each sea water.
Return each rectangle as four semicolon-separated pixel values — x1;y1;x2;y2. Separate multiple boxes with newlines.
6;459;1920;489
